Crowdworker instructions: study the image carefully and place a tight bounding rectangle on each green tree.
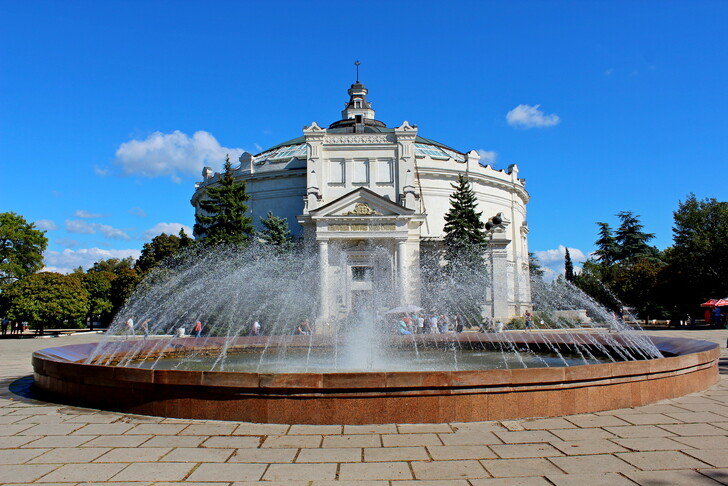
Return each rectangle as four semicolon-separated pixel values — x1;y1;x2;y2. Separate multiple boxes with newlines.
78;271;116;325
89;257;135;274
593;222;618;266
572;260;621;313
612;257;667;322
564;248;575;282
1;272;89;331
665;194;728;314
443;174;488;269
615;211;656;263
110;267;140;313
442;174;489;320
178;228;194;248
193;155;254;245
0;212;48;286
528;252;545;279
135;231;192;274
259;212;294;252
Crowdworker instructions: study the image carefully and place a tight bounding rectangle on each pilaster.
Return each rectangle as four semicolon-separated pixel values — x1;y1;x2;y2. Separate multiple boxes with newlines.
304;122;326;211
394;121;418;207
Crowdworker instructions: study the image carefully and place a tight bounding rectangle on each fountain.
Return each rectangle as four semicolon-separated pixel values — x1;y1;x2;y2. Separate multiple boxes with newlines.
32;244;720;424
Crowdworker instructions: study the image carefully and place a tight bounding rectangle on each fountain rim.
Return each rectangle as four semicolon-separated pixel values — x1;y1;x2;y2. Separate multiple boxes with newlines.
32;333;719;392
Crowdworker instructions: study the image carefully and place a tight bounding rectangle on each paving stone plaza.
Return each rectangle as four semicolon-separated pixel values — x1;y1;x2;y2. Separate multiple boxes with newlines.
1;329;727;485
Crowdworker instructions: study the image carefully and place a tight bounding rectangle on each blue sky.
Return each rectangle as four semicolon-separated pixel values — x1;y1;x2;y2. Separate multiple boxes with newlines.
2;1;727;278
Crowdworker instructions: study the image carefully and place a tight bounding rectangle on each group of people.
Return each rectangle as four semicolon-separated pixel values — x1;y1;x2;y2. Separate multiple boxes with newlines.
124;318;204;339
1;318;26;336
396;313;466;335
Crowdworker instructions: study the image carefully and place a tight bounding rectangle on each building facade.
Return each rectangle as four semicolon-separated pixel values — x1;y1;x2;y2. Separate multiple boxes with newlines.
192;81;531;324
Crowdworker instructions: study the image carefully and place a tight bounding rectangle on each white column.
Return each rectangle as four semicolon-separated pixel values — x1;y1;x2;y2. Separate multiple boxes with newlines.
492;246;509;321
397;240;407;304
318;240;329;327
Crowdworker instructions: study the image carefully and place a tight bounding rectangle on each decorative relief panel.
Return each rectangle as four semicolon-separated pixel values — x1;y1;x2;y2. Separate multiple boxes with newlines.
329;223;397;232
325;134;393;144
345;203;381;216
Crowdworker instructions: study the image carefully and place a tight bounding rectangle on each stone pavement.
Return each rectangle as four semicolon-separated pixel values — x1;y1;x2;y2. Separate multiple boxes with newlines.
0;329;727;485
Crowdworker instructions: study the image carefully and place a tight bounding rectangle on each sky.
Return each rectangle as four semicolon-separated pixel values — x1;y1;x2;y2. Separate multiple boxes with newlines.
2;1;727;279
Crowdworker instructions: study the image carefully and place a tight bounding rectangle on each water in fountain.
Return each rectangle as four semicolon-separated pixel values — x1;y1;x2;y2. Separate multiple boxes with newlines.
87;241;661;371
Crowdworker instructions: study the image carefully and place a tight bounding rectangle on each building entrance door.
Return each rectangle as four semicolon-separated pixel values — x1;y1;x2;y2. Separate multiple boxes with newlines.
351;290;374;315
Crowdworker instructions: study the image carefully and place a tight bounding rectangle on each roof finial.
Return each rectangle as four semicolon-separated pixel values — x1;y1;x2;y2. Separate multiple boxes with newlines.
354;60;361;83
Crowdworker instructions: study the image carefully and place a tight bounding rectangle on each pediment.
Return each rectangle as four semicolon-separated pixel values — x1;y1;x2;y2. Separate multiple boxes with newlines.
310;188;415;218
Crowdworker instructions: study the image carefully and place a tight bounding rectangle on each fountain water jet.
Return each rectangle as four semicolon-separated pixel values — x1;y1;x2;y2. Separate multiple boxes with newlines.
32;244;721;423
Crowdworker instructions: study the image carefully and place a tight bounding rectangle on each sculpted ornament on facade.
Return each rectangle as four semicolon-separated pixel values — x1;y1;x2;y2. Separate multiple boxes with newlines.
345;203;382;216
325;134;392;144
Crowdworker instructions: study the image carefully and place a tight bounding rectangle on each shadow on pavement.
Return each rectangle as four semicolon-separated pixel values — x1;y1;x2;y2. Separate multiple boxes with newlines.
719;357;728;375
2;375;38;402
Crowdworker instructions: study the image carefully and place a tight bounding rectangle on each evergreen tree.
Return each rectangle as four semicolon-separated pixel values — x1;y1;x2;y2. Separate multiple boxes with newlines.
443;174;488;269
442;174;489;320
528;252;545;279
178;228;194;248
564;248;575;282
615;211;655;262
193;155;254;245
259;211;294;253
593;222;618;266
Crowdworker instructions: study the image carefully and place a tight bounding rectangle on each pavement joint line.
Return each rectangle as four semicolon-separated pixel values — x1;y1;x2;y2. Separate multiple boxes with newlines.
0;330;726;484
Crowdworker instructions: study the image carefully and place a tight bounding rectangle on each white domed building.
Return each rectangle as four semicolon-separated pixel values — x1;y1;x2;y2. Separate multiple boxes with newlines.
192;80;531;324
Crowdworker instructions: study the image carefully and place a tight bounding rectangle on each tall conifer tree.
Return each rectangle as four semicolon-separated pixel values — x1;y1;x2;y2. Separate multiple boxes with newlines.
594;222;618;266
615;211;655;262
564;248;575;282
441;174;489;322
443;174;488;270
193;155;254;245
260;211;294;253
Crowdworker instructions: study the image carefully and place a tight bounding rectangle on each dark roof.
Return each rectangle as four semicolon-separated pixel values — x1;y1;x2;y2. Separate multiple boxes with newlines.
256;130;464;157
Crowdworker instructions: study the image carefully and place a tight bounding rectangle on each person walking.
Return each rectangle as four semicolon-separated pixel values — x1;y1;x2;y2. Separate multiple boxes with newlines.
524;311;533;331
194;320;203;338
252;320;261;336
455;314;464;333
140;320;150;340
125;318;135;336
1;318;8;336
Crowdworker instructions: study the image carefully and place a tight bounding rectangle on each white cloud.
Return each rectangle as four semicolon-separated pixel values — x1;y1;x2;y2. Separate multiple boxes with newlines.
94;165;109;176
477;149;497;167
65;219;96;234
65;220;130;240
114;130;244;180
97;224;130;240
533;245;586;281
74;210;105;219
143;222;193;240
506;104;560;128
129;207;147;217
35;219;58;231
55;238;80;248
43;248;141;274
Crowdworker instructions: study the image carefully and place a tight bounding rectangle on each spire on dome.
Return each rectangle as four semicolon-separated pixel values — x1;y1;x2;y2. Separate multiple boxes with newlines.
341;62;375;122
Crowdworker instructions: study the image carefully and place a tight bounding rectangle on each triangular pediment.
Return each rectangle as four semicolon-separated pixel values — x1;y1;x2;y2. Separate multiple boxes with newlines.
310;188;415;218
